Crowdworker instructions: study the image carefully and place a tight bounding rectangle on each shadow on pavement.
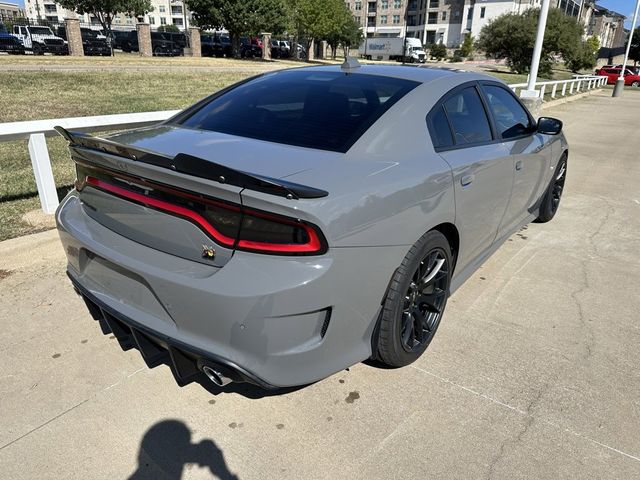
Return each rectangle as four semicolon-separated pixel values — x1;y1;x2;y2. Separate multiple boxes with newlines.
128;419;238;480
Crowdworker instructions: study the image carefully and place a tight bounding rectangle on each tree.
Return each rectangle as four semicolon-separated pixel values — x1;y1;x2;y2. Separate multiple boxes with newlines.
460;34;473;59
429;43;447;61
564;40;596;72
629;27;640;65
325;7;362;59
286;0;351;60
476;8;584;77
188;0;288;57
57;0;151;52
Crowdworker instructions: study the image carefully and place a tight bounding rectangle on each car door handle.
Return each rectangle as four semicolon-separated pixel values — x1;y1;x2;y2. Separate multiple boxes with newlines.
515;160;523;171
461;174;475;186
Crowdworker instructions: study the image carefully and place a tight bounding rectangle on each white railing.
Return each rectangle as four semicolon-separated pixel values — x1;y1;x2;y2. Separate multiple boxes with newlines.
508;75;607;99
0;76;607;215
0;110;179;214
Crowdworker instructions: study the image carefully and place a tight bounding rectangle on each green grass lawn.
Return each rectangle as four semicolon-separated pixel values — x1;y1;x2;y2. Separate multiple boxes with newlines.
0;60;599;241
0;70;248;241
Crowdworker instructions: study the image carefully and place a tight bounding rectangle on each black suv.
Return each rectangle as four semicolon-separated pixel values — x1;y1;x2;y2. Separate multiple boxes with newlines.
120;31;183;56
57;26;110;56
201;34;232;57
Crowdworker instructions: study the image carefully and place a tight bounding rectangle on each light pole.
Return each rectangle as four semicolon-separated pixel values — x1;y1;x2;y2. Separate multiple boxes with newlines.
521;0;552;99
612;0;640;97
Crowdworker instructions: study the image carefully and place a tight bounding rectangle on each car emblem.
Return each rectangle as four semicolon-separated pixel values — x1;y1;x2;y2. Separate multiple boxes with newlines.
202;245;216;260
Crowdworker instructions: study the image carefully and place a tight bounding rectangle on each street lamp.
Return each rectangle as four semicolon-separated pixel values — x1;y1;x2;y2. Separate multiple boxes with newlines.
612;0;640;97
521;0;552;100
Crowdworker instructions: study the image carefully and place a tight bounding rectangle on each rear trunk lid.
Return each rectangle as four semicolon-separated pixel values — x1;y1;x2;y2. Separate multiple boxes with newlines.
59;125;331;266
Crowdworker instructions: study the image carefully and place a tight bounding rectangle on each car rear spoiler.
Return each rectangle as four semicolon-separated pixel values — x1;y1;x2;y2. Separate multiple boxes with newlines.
54;126;328;200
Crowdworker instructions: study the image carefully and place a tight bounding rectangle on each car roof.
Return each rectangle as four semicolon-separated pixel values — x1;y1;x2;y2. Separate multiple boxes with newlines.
286;64;501;85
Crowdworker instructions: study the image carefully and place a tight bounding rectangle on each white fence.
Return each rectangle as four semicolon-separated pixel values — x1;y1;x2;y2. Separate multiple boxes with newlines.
0;75;606;215
508;75;607;99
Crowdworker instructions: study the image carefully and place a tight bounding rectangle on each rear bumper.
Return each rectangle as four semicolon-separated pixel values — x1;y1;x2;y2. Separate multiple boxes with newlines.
57;192;407;388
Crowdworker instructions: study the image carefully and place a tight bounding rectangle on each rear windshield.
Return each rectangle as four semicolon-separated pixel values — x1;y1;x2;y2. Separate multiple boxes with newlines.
176;70;419;152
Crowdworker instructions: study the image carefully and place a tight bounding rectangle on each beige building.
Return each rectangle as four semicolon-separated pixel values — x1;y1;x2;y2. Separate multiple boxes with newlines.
0;1;23;20
587;5;625;48
22;0;191;30
346;0;624;49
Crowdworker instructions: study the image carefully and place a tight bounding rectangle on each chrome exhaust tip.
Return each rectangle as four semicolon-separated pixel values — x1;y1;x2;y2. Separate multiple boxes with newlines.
202;365;233;387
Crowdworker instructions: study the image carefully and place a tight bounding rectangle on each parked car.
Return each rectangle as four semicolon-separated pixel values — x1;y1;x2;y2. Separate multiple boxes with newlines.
596;66;640;86
201;34;232;57
111;30;135;50
240;37;262;58
0;23;25;54
614;64;640;75
54;64;567;390
12;24;68;55
120;31;182;56
56;26;110;56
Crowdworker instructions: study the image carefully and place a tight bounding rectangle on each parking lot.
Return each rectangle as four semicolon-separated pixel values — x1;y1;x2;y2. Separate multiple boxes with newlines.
1;90;639;479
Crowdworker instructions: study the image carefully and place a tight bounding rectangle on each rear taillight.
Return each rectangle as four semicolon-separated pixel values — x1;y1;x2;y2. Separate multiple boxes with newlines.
76;166;327;256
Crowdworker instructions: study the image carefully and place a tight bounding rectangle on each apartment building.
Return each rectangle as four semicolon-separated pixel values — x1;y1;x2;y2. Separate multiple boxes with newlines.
0;1;23;20
587;5;625;48
345;0;622;48
22;0;191;30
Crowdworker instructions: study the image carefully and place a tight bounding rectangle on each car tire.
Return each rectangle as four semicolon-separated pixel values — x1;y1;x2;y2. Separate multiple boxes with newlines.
377;230;452;367
535;155;567;223
632;81;640;88
33;43;44;55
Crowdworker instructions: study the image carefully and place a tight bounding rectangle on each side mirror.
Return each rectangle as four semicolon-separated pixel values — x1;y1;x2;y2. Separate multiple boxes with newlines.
537;117;563;135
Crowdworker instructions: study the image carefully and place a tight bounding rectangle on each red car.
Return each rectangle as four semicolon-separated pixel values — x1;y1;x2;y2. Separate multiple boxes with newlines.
596;66;640;87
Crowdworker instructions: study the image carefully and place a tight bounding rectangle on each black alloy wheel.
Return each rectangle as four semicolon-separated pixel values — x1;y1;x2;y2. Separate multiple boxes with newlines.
377;230;452;367
536;156;567;223
400;249;449;353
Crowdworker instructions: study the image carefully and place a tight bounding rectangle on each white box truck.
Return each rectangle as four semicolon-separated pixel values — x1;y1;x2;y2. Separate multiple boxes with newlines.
358;37;426;63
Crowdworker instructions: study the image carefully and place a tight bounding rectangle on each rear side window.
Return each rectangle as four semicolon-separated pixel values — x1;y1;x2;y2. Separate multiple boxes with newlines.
482;85;532;139
176;70;419;153
429;106;454;148
442;87;493;145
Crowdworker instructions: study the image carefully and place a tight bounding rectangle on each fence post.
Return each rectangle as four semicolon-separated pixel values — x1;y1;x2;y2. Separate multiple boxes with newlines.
562;82;567;96
188;27;201;57
137;23;152;57
28;133;58;215
551;83;557;98
261;32;271;60
64;17;84;56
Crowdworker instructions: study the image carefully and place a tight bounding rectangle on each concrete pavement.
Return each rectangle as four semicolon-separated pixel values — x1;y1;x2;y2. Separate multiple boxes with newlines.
1;90;639;479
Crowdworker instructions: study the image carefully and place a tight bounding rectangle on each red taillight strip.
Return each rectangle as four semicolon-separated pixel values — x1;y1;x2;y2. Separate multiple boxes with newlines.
79;175;326;255
83;176;237;248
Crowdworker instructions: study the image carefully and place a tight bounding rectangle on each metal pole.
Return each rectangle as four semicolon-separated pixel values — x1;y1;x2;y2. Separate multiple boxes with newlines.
522;0;552;97
612;0;640;97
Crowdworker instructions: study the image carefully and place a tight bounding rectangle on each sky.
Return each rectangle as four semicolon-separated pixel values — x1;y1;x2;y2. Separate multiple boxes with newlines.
8;0;639;28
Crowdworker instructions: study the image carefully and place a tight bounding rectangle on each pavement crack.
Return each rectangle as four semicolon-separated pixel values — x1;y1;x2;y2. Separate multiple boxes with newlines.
0;398;89;452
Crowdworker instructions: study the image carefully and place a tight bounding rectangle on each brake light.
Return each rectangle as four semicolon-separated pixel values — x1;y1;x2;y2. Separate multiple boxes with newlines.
77;170;327;256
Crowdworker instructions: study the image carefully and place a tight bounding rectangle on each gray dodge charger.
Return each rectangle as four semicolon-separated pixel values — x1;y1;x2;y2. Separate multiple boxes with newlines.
55;62;567;389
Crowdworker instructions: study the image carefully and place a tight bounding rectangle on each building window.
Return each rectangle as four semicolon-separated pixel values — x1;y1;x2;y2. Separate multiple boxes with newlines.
430;0;439;8
367;16;376;27
159;5;165;13
426;30;436;44
394;0;402;8
173;17;183;25
428;12;437;24
381;0;389;8
408;15;416;26
408;0;417;10
160;17;167;25
380;15;388;24
442;11;446;21
171;6;182;15
354;16;361;24
368;1;376;12
149;16;155;24
392;14;401;24
480;7;486;18
355;1;362;10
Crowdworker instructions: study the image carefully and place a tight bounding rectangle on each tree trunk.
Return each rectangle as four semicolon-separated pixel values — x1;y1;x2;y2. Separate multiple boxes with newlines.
231;32;241;58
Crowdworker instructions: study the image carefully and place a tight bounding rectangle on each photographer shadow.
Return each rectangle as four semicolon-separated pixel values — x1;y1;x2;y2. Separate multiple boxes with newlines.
128;419;238;480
